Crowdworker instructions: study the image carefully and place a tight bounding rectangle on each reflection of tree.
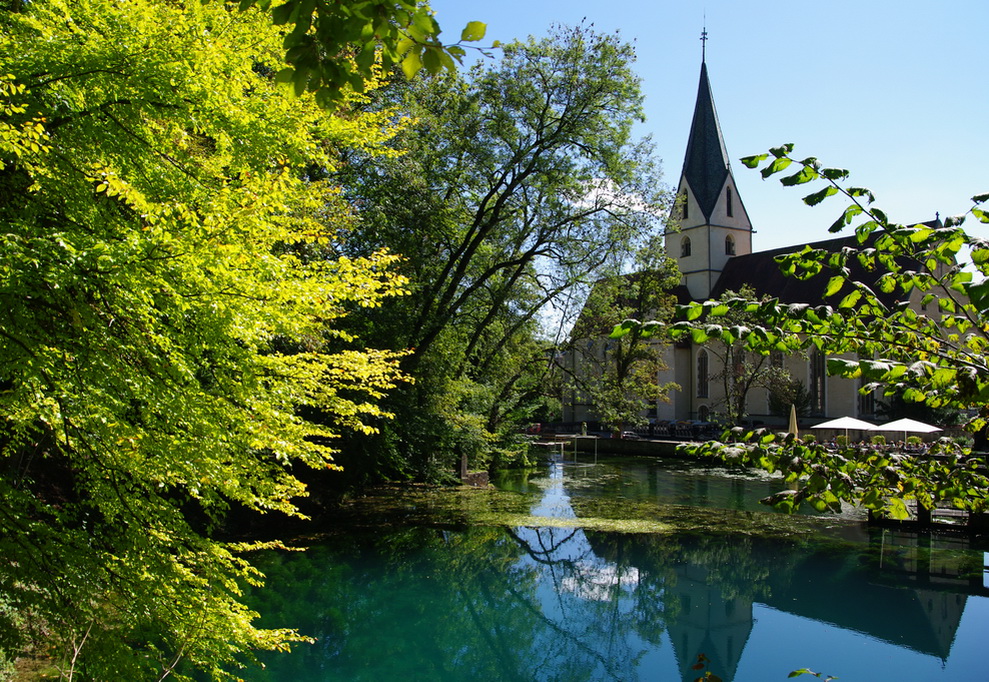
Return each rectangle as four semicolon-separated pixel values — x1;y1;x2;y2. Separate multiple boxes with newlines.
504;525;649;680
245;525;651;681
240;470;985;681
583;531;793;682
245;527;539;681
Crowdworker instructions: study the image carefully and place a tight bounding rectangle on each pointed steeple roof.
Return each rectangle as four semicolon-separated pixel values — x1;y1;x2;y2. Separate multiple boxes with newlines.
681;60;731;221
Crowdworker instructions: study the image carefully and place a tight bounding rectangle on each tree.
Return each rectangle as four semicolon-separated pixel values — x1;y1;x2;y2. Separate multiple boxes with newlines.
614;144;989;520
692;286;796;426
571;240;679;432
766;376;812;420
0;0;410;676
215;0;489;107
335;24;667;480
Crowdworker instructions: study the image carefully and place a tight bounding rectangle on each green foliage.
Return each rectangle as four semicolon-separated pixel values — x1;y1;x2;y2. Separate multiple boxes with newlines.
767;376;813;419
789;669;837;681
621;143;989;516
569;241;680;430
683;430;989;519
0;0;409;676
225;0;489;107
711;148;989;431
336;24;665;479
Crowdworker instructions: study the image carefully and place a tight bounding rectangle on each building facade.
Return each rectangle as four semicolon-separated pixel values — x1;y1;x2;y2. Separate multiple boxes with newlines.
563;54;940;430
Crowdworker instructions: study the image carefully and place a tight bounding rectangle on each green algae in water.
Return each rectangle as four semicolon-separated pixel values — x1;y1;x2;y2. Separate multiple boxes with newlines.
323;463;854;544
471;512;672;533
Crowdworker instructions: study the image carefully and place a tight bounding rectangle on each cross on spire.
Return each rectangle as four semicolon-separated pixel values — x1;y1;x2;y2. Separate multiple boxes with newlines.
700;25;708;62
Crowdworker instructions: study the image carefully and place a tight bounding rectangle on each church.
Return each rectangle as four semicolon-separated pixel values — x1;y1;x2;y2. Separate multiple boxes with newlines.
562;53;940;430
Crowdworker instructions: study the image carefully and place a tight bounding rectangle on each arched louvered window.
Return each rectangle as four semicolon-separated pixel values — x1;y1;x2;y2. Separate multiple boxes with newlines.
697;349;709;398
681;236;691;258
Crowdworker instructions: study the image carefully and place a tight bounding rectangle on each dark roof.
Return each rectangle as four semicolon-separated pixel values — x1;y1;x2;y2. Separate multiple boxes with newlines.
711;236;859;304
710;223;941;305
682;62;731;221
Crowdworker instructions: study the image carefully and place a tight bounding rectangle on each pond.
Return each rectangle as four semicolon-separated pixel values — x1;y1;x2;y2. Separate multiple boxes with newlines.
242;455;989;681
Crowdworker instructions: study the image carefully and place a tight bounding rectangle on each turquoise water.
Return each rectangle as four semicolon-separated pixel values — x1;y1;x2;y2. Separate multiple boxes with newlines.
243;457;989;681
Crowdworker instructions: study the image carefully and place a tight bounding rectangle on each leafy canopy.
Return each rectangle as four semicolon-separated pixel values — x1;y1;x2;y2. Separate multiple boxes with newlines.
335;24;667;479
227;0;490;106
0;0;409;676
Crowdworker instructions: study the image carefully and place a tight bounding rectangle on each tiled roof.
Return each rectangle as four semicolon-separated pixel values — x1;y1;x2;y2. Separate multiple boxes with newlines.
710;226;939;306
682;62;731;221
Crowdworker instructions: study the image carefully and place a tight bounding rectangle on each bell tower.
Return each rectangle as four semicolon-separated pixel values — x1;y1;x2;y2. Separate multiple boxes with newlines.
666;32;753;300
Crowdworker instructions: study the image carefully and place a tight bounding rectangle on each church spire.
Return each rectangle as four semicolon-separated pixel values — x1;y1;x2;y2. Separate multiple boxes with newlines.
681;52;731;222
668;40;753;301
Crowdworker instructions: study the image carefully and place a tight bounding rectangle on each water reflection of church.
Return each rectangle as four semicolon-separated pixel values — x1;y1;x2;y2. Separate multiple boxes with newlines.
521;460;987;680
666;532;977;681
667;562;753;682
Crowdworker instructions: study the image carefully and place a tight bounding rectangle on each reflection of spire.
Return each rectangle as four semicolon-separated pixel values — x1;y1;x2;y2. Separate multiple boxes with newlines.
912;588;966;662
667;563;753;682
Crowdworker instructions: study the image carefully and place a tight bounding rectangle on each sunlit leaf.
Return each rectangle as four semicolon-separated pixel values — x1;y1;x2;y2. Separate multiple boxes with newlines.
803;185;838;207
460;20;486;41
740;153;768;168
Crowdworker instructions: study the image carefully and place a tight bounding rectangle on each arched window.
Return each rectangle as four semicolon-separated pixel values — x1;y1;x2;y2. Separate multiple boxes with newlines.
725;234;735;255
681;236;691;258
726;186;734;217
682;193;689;220
697;349;709;398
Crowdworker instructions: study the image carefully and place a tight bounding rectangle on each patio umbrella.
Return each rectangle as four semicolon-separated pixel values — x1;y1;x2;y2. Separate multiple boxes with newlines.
873;417;942;442
788;404;799;437
810;416;875;441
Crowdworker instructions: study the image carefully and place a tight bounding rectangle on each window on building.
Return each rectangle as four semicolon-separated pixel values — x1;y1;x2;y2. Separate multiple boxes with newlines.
681;236;691;258
725;234;735;255
770;350;784;369
809;347;826;415
697;349;709;398
726;186;733;217
858;377;876;417
682;193;689;220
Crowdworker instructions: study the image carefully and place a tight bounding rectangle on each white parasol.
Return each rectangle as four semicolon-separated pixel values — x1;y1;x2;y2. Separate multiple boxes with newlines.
810;416;876;440
872;417;942;442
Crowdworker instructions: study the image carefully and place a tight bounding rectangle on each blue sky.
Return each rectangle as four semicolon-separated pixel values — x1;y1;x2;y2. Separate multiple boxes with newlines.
429;0;988;252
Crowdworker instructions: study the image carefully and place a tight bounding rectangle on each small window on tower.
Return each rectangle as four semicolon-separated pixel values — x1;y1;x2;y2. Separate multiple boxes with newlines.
727;186;734;217
725;234;735;255
681;192;688;220
681;236;691;257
